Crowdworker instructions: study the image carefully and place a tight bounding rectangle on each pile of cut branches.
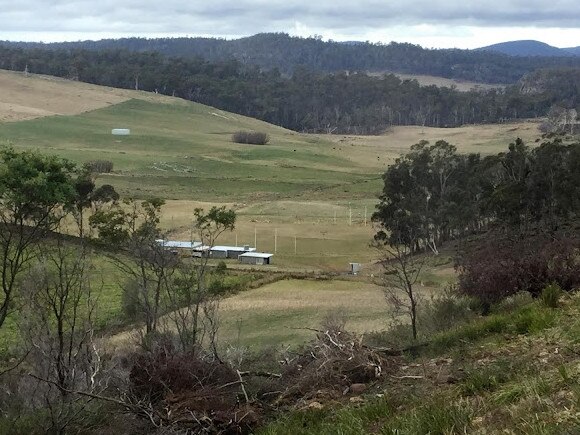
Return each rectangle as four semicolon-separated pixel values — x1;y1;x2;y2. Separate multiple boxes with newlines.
271;327;399;406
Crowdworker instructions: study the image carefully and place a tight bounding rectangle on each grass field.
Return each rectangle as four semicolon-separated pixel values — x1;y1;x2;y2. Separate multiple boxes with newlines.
218;279;391;348
367;70;505;92
0;70;529;358
107;276;442;352
0;71;545;271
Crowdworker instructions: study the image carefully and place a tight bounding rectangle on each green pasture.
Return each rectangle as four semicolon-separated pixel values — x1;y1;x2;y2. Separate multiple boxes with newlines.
0;99;378;202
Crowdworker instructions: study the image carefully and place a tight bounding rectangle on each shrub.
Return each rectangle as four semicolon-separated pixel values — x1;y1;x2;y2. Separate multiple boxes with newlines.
495;292;534;313
418;288;474;334
232;130;270;145
512;305;556;334
83;159;114;173
540;283;562;308
121;278;141;321
457;233;580;305
215;260;227;275
129;346;238;403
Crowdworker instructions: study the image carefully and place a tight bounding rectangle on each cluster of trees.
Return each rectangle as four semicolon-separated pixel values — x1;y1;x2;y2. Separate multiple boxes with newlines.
0;44;579;134
6;33;580;84
0;147;240;432
373;137;580;331
373;137;580;254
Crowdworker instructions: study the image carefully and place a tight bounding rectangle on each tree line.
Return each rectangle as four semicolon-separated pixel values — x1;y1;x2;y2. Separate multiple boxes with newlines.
373;137;580;322
1;44;579;134
373;137;580;254
5;33;580;84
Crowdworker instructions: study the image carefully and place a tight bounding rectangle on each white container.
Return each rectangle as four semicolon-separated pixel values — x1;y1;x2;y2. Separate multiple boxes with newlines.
111;128;131;136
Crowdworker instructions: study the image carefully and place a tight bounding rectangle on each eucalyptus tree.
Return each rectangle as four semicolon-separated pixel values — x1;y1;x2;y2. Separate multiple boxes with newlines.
0;147;77;329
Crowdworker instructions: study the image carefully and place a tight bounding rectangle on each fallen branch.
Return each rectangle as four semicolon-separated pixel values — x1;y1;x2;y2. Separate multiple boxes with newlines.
28;373;167;425
390;375;425;380
363;342;429;356
238;370;282;379
236;370;249;404
324;330;345;349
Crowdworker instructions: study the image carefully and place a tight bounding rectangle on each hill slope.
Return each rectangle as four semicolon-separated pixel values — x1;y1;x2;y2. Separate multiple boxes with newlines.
0;69;186;122
477;40;577;57
564;46;580;55
261;294;580;434
0;69;378;203
0;70;546;272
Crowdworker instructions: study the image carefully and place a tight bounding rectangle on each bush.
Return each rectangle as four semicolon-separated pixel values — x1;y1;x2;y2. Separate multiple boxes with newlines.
495;292;534;313
418;289;474;334
83;159;114;173
121;278;141;321
232;131;270;145
540;283;562;308
457;233;580;305
215;260;227;275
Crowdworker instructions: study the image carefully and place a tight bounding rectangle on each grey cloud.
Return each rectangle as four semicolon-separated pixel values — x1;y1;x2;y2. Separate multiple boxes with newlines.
0;0;579;37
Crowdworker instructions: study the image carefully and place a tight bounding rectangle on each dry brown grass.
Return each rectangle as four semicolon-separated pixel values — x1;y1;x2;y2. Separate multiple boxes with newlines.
0;69;187;122
393;73;505;92
367;71;505;92
322;121;543;169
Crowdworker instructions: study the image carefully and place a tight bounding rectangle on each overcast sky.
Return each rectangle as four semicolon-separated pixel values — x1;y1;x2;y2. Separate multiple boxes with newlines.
1;0;579;49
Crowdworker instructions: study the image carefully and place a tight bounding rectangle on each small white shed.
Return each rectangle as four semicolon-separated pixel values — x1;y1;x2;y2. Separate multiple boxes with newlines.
238;252;273;265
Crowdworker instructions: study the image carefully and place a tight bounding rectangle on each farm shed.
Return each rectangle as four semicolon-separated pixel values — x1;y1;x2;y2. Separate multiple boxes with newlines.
211;245;256;259
192;245;211;257
238;252;273;265
156;239;202;253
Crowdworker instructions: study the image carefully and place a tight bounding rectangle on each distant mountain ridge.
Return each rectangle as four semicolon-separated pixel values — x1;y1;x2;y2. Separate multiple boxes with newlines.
477;40;580;57
3;33;580;85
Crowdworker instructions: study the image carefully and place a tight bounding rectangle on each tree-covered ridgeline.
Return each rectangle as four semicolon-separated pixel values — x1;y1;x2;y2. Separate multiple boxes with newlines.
0;44;579;134
4;33;580;84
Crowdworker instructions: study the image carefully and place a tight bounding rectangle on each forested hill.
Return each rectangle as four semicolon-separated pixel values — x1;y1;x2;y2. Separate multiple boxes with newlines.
0;44;578;134
4;33;580;84
477;40;580;57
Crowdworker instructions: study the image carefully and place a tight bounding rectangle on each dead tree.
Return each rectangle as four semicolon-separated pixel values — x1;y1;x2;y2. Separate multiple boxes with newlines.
19;236;102;433
90;198;176;341
164;207;235;355
375;232;426;341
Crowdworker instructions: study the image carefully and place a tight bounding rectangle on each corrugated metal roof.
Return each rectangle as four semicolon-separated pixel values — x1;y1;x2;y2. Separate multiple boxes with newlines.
211;246;256;252
155;240;202;249
238;252;273;258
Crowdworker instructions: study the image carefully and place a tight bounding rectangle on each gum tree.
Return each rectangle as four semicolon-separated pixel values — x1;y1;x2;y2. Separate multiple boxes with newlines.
0;147;77;329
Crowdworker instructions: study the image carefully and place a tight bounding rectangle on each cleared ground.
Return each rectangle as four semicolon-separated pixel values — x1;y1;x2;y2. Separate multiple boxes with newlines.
0;71;511;353
0;70;544;271
0;69;186;122
368;71;505;92
107;277;439;352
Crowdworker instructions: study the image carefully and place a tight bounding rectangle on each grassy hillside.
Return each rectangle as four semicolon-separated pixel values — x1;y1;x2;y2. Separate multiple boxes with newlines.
260;293;580;434
0;71;545;271
0;97;375;202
